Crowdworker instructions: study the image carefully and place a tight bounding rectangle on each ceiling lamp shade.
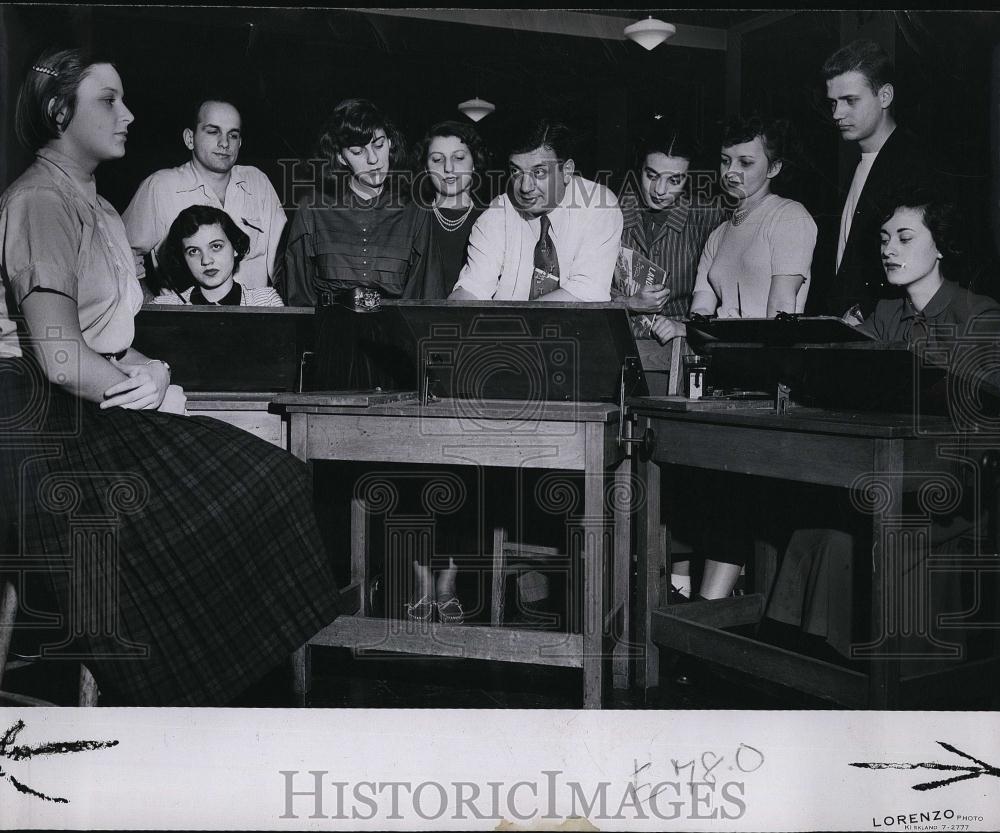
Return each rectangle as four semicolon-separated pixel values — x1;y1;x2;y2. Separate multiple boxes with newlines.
458;97;496;122
624;16;676;51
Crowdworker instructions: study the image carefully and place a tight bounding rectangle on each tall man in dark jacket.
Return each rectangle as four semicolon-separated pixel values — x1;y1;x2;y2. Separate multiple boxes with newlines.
818;39;931;318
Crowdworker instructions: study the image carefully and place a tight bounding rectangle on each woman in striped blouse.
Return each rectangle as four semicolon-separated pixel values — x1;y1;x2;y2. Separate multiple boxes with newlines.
614;123;725;395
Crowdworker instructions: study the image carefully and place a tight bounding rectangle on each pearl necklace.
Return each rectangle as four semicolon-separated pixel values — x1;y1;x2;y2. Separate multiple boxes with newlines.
731;194;768;227
432;201;473;232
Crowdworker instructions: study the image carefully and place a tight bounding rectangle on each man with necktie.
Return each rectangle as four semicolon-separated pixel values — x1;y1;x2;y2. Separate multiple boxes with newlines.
449;119;622;301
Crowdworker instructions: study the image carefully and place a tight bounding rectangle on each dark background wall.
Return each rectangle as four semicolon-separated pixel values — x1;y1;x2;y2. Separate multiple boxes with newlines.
0;6;728;211
2;7;999;292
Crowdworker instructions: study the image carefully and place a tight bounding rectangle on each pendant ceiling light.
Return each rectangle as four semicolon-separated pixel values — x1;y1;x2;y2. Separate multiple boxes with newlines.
624;16;676;51
458;96;495;122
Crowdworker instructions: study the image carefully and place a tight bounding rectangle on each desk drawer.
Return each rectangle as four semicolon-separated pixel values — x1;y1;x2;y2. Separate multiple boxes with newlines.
190;408;288;449
301;414;590;469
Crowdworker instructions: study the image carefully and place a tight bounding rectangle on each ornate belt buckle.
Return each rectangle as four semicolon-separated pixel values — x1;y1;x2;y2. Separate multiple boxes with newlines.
331;286;383;312
354;287;383;312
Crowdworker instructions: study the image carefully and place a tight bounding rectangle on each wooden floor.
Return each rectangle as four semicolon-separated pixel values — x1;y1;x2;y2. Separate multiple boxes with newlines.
0;640;864;709
8;619;994;709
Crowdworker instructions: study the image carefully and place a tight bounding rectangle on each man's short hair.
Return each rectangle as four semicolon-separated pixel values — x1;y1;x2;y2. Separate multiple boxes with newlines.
821;39;894;94
509;118;574;161
189;97;242;130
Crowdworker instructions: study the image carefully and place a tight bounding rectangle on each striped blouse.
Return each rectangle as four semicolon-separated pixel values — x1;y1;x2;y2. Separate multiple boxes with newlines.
150;282;284;307
614;190;725;323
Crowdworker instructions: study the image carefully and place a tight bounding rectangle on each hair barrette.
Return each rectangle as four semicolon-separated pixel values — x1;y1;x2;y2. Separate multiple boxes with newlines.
31;64;59;78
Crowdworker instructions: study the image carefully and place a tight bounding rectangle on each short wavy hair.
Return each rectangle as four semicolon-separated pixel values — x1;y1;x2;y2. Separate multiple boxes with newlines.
411;120;490;206
317;98;407;171
15;47;114;150
878;182;962;281
720;114;796;172
158;205;251;292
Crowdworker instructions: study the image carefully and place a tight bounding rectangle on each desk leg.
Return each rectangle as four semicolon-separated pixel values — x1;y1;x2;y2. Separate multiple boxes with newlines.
635;423;661;697
612;455;632;690
289;413;308;462
290;414;312;705
867;440;904;708
291;644;310;706
582;424;607;709
351;498;368;617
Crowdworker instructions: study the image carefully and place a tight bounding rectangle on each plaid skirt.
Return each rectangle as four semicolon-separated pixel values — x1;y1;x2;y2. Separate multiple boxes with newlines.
0;356;340;706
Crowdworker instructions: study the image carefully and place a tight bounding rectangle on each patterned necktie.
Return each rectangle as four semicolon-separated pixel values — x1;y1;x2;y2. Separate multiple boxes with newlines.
529;213;560;300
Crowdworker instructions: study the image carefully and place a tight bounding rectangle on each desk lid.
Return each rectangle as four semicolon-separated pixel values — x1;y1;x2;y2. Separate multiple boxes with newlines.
685;315;876;349
312;301;645;404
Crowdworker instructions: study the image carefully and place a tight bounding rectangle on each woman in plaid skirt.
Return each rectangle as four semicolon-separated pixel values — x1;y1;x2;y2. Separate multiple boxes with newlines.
0;48;340;705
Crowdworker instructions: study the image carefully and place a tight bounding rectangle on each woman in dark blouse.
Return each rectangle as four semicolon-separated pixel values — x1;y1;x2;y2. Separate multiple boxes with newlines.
411;120;489;296
766;185;1000;665
279;98;436;305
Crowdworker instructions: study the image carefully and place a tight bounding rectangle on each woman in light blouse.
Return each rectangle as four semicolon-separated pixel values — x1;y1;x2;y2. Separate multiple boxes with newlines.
683;116;817;604
0;48;339;705
690;115;816;320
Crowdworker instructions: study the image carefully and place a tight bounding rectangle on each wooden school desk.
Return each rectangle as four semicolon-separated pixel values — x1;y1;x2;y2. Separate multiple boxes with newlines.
133;306;315;447
632;401;1000;709
274;393;633;709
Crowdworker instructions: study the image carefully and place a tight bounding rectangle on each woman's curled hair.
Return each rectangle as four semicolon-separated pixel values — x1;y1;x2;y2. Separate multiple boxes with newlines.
158;205;251;293
879;180;963;281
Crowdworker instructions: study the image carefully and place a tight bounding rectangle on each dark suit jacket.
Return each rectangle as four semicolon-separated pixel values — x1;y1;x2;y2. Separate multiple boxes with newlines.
819;128;932;317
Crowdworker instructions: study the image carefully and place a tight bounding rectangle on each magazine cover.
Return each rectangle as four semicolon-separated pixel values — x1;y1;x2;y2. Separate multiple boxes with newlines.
615;246;670;338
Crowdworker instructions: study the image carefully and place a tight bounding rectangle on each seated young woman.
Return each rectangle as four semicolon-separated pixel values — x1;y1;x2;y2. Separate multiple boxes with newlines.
278;98;439;305
0;48;339;706
690;115;816;319
151;205;283;306
401;121;490;624
411;119;489;296
766;183;1000;662
677;115;818;603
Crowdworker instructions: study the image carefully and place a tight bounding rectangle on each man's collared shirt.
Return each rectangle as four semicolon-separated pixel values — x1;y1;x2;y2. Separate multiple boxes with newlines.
453;175;623;301
123;160;286;288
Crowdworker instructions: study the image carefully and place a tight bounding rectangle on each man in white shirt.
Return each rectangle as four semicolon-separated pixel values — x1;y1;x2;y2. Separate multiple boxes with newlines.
449;119;622;302
123;99;286;293
820;39;929;317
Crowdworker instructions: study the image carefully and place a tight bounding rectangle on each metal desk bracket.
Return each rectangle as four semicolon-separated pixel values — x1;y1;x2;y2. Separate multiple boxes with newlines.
618;358;655;458
776;382;792;416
